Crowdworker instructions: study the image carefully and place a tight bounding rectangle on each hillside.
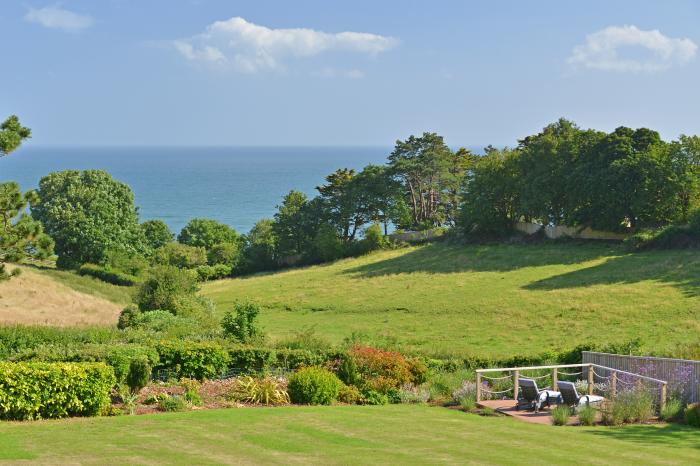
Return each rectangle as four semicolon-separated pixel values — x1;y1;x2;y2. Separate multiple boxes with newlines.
0;266;129;327
202;242;700;358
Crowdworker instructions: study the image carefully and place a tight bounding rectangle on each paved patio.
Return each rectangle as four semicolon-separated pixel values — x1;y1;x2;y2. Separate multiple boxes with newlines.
477;399;565;425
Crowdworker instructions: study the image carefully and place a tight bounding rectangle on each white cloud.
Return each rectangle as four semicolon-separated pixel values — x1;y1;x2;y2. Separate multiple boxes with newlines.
568;25;697;72
173;16;398;73
25;6;94;32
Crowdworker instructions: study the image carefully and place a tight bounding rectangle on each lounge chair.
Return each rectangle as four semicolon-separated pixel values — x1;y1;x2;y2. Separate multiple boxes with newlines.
557;381;604;412
516;378;561;413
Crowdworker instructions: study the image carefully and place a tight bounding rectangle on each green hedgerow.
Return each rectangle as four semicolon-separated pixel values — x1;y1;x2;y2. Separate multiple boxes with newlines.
287;367;341;405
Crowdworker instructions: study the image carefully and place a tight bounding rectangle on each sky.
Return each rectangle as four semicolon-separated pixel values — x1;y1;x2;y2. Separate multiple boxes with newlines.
1;0;699;147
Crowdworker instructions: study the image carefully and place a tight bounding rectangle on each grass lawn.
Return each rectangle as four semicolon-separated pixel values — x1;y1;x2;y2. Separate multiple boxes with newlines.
0;405;698;465
202;242;700;358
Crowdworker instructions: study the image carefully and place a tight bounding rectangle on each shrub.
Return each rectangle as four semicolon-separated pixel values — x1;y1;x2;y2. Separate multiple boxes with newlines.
126;357;151;393
104;345;159;384
157;394;188;412
578;405;596;426
78;263;140;286
338;384;364;404
288;367;341;405
221;302;262;343
141;220;173;251
181;378;202;406
0;362;116;420
227;345;276;373
196;264;232;281
136;265;199;312
153;243;207;269
398;383;430;404
156;341;230;380
346;345;415;393
685;403;700;427
118;384;139;415
117;305;141;329
459;394;477;412
551;405;571;426
360;223;386;253
337;355;361;386
361;389;389;405
311;224;344;262
604;388;655;425
276;348;329;370
660;398;683;422
207;242;240;267
230;376;290;405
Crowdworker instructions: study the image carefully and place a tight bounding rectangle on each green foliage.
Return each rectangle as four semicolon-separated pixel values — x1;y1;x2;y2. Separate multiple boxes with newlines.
78;263;140;286
239;219;278;273
178;218;239;250
118;384;139;415
230;376;290;405
0;182;54;280
31;170;147;269
207;242;240;267
578;405;597;426
156;340;230;380
360;389;388;405
153;242;207;269
338;384;364;404
684;403;700;427
221;301;262;343
126;357;151;393
459;394;477;412
0;115;31;156
337;355;360;386
311;223;344;262
227;345;276;373
0;362;116;420
140;220;173;251
157;394;189;412
660;398;684;422
195;264;232;281
272;190;320;259
604;388;655;425
345;346;422;393
180;378;202;406
551;405;571;426
287;366;342;405
136;265;199;312
360;223;386;253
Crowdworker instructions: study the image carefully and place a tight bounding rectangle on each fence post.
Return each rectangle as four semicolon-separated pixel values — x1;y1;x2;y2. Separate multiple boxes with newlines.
551;368;558;392
611;372;617;399
476;371;482;402
660;382;667;413
587;364;594;395
513;370;519;400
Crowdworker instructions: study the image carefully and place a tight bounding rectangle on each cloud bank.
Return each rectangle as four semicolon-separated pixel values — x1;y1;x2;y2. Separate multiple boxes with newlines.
568;25;697;72
25;6;94;32
173;17;398;73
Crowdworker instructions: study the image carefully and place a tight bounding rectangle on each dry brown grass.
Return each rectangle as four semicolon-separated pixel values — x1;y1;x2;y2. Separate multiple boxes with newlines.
0;267;121;326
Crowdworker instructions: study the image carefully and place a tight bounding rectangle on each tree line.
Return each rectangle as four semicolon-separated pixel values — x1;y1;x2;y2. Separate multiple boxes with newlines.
2;115;700;282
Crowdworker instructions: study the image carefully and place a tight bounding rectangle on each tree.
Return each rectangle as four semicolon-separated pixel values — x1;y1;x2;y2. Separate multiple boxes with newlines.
153;242;207;269
221;302;262;343
316;168;369;242
136;265;199;313
352;165;403;235
141;220;173;250
272;190;319;258
207;241;240;268
0;115;31;157
0;183;54;279
177;218;239;250
240;219;278;273
387;133;460;228
31;170;147;269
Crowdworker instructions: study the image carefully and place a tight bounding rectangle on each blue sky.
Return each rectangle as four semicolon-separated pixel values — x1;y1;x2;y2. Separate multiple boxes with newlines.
1;0;699;147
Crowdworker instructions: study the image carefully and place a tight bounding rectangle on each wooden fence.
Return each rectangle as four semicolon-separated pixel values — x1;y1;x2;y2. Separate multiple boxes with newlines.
582;352;700;403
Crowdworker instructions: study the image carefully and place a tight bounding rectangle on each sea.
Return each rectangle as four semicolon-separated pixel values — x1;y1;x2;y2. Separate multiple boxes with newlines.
0;146;390;234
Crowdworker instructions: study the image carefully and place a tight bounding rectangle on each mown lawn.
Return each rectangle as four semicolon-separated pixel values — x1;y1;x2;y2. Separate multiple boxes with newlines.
202;242;700;358
0;405;698;465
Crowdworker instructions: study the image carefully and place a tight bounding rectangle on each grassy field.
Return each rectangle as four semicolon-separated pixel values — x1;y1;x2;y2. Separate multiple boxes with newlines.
203;242;700;358
0;266;128;327
0;405;698;465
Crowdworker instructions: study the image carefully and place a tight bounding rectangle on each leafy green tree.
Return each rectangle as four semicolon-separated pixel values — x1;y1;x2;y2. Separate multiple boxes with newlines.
153;242;207;269
31;170;147;269
316;168;369;242
240;219;278;273
136;265;199;313
272;190;319;258
207;241;240;268
177;218;239;250
388;133;462;228
221;301;262;343
0;115;31;157
458;147;521;236
352;165;403;235
311;223;344;262
141;220;173;250
0;183;54;279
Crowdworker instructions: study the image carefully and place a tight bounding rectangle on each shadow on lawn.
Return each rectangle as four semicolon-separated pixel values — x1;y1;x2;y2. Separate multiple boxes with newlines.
525;249;700;297
584;423;700;449
344;242;616;277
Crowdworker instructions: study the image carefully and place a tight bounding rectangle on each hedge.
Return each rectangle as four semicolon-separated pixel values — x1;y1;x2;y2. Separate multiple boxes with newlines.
78;263;140;286
227;345;276;373
156;340;230;380
0;362;116;420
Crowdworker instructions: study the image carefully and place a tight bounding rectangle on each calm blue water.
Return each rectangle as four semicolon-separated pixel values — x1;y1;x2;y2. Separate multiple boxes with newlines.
0;146;389;234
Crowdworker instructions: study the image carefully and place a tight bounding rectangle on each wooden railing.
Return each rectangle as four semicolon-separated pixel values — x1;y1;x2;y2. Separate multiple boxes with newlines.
475;363;668;410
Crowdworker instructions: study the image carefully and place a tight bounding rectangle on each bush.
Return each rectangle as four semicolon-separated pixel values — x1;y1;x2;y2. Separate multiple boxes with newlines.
551;405;571;426
141;220;173;251
578;405;596;426
221;302;262;343
157;394;188;412
338;384;364;404
685;403;700;427
117;305;141;329
207;242;240;267
136;265;199;312
126;357;151;393
459;394;476;412
156;341;230;380
181;378;202;406
0;362;116;420
288;367;341;405
196;264;232;281
360;223;386;253
153;242;207;269
604;388;655;425
227;345;277;373
345;345;415;393
230;376;290;405
276;348;330;370
361;389;388;405
310;224;344;262
660;398;684;422
398;384;430;404
78;263;140;286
